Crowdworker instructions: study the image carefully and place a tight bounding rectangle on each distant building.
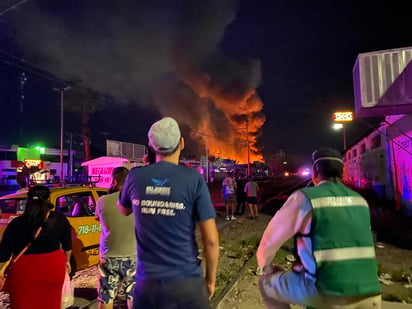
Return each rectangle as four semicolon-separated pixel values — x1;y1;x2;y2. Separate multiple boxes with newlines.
0;145;72;186
344;114;412;216
351;47;412;216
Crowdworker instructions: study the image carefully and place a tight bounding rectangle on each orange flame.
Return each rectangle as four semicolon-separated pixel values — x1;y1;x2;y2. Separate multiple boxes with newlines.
177;66;266;163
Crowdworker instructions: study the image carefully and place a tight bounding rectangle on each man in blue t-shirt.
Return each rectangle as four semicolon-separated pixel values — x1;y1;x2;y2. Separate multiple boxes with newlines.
117;117;219;309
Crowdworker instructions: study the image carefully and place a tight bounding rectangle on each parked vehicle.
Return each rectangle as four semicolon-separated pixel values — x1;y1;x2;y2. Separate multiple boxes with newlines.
0;185;108;275
0;184;20;197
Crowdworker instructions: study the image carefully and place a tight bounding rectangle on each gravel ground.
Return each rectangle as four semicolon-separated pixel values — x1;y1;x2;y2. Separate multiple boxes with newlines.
1;179;411;308
213;212;412;309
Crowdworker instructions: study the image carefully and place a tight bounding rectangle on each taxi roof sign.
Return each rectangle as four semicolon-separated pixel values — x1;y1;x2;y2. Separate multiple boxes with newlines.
333;111;353;122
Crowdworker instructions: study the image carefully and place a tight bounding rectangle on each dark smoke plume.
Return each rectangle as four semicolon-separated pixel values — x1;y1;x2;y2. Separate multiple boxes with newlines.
7;0;265;162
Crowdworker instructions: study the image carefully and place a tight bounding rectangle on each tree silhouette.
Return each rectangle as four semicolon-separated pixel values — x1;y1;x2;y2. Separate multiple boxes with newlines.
64;86;105;161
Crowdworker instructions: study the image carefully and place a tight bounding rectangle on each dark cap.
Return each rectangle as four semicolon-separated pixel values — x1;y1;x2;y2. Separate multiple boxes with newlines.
311;147;343;178
312;147;343;163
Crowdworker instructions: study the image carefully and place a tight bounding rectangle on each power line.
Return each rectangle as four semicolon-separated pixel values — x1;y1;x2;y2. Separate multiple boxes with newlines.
0;50;63;84
0;48;25;63
0;49;117;103
0;0;30;18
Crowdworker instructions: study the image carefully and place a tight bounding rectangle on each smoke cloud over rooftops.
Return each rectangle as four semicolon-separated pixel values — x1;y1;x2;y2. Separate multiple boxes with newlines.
8;0;265;162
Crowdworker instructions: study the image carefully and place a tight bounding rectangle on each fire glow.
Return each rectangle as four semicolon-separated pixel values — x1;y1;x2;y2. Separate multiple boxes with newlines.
176;64;266;164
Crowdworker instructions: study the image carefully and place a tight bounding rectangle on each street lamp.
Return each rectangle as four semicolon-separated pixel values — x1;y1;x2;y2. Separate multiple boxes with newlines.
333;111;353;151
53;86;71;181
332;123;346;150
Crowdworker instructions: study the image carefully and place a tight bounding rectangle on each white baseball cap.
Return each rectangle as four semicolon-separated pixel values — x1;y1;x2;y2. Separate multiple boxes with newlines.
148;117;181;154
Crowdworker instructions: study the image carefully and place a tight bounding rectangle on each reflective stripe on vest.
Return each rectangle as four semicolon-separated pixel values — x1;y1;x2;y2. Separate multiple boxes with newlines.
314;246;376;262
300;182;381;296
311;196;368;209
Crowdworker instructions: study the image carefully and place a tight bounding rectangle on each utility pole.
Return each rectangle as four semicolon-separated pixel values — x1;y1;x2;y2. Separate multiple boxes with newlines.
245;119;251;177
205;138;209;183
19;72;27;143
53;86;71;181
69;133;73;179
235;122;251;177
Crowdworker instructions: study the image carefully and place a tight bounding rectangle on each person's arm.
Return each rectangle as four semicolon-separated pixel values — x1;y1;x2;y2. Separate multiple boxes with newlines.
64;249;72;274
0;221;16;268
0;223;14;278
117;174;133;216
95;198;101;221
244;182;249;194
117;201;132;216
256;190;308;274
60;217;73;274
199;218;219;299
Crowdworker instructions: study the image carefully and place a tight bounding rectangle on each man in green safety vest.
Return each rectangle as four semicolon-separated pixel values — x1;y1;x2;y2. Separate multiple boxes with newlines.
257;147;381;309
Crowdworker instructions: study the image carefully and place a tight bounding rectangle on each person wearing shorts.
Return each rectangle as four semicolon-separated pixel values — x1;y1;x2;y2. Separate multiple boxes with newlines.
235;174;247;216
96;167;137;309
256;147;381;308
222;171;237;220
117;117;219;309
245;176;259;219
98;256;137;306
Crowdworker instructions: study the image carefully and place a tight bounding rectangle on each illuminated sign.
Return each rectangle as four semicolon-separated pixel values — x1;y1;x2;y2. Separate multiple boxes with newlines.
17;147;40;161
333;112;353;122
34;146;46;154
24;159;42;168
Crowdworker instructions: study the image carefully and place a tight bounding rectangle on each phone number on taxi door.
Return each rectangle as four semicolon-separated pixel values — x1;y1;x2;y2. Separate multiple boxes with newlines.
78;224;102;235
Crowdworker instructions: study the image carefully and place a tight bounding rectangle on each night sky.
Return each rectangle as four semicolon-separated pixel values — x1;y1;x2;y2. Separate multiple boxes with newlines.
0;0;410;162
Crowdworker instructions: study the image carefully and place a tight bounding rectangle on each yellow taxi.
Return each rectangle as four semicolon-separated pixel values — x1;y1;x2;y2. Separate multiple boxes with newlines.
0;185;108;274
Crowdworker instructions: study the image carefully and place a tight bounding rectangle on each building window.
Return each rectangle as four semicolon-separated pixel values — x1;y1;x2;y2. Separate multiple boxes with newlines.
371;135;381;149
360;144;366;154
352;149;357;157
